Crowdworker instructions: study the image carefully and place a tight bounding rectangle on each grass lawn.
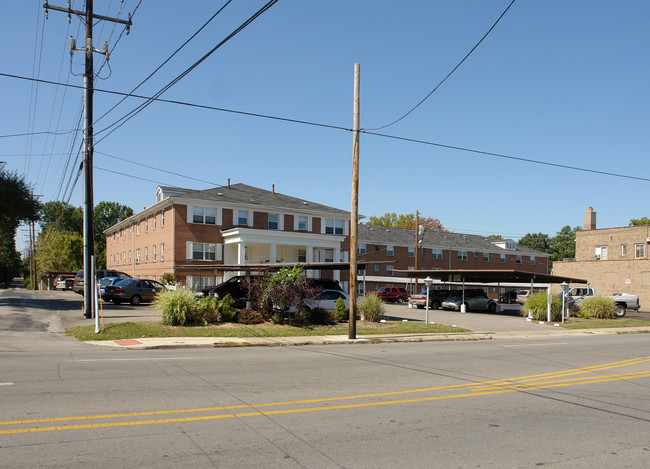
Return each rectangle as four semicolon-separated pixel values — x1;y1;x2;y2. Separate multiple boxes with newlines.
561;318;650;329
67;321;471;341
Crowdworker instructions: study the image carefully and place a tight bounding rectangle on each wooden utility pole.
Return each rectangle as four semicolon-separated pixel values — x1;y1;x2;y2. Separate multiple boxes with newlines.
44;1;132;318
349;63;360;340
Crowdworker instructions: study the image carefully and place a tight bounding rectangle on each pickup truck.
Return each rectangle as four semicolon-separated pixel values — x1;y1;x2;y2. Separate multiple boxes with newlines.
561;287;640;317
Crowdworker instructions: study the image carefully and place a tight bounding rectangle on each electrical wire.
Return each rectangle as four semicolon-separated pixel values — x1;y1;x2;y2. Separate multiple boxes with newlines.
94;0;232;125
366;0;517;131
94;0;278;144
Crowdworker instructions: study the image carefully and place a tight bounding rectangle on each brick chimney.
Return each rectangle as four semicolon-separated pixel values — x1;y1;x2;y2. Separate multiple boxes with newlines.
584;207;596;230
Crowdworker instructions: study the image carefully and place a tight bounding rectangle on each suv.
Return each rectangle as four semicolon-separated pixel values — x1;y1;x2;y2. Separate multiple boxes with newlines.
441;289;498;312
374;287;409;303
408;289;452;309
73;269;131;295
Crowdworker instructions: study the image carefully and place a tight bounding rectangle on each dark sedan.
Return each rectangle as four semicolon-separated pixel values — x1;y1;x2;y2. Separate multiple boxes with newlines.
102;278;165;305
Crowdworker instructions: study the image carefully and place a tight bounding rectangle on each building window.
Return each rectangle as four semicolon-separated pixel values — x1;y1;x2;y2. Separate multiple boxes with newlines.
193;207;203;223
136;223;141;235
116;231;120;242
408;247;415;258
431;249;442;259
530;256;535;265
192;243;217;261
387;245;394;256
238;210;248;225
500;254;506;263
136;248;141;263
357;268;365;275
268;213;279;230
160;244;164;261
323;250;334;262
595;246;608;260
153;245;156;262
298;216;308;231
358;243;366;254
116;252;120;265
161;211;165;227
325;219;344;235
386;265;394;276
458;251;468;261
153;215;157;230
357;283;365;295
145;220;148;233
635;244;645;258
516;255;522;264
621;244;627;257
205;208;216;225
145;247;148;263
128;250;132;264
483;252;489;262
298;249;306;263
374;264;380;273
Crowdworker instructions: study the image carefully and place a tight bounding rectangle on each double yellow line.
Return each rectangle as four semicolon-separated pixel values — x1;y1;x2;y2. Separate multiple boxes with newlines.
2;357;649;435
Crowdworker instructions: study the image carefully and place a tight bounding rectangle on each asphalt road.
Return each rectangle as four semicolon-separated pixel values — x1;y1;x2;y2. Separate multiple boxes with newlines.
1;284;650;467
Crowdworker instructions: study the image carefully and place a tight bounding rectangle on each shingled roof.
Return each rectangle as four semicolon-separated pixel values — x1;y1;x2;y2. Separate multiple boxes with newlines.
157;183;351;217
357;224;550;257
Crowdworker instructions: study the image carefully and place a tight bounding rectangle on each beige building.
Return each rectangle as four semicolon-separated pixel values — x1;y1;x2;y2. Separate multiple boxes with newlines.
553;207;649;309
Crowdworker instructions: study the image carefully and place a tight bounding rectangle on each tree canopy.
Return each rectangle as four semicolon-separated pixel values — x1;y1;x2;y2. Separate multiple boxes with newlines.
367;212;446;232
0;166;41;284
517;225;580;264
629;217;650;226
39;201;83;234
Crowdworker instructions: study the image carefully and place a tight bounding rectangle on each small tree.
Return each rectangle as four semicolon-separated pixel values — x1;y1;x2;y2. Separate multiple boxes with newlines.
333;297;348;322
161;272;178;286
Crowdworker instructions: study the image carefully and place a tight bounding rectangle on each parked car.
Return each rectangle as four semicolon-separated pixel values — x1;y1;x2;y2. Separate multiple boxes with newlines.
441;289;498;312
102;278;165;305
304;289;349;312
55;275;75;291
99;277;122;297
408;289;452;309
515;290;530;304
73;269;131;295
374;287;409;303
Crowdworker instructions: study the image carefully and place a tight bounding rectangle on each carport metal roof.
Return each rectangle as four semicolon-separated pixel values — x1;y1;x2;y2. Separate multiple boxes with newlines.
393;269;588;285
174;262;390;272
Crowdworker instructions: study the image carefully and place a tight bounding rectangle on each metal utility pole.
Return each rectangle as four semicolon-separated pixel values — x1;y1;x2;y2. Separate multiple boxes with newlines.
414;210;419;293
44;1;131;318
349;63;360;340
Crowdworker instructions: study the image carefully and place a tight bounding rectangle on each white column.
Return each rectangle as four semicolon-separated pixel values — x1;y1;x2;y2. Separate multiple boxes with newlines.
306;246;314;278
237;242;246;275
269;243;277;264
333;247;341;282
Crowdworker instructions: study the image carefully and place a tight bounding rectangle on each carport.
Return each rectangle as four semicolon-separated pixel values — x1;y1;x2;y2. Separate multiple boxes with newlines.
395;268;588;315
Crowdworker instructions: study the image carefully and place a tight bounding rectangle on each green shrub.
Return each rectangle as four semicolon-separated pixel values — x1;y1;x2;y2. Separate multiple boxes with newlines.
160;273;178;286
155;289;197;326
358;294;386;322
521;292;562;322
196;297;220;324
218;294;239;322
333;297;348;322
578;295;615;319
307;307;335;325
237;308;264;324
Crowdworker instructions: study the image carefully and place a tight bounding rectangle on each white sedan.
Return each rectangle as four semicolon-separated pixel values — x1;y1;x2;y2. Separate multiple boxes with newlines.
305;289;349;312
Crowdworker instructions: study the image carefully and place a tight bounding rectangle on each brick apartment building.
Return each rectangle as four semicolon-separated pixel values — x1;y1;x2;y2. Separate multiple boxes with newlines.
553;208;650;307
356;224;550;295
105;183;551;297
104;183;352;289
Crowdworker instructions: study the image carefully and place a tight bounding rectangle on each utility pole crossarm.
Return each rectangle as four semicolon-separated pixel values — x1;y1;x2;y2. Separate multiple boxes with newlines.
44;2;133;27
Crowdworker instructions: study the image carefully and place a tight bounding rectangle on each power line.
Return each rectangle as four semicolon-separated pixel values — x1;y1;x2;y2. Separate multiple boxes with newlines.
94;0;278;144
94;0;232;126
361;130;650;183
366;0;518;131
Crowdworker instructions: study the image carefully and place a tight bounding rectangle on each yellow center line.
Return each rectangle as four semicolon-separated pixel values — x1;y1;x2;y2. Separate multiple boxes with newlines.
1;357;649;435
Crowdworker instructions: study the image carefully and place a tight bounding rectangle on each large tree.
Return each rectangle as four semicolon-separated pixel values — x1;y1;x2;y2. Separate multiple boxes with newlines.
368;212;446;232
550;225;579;261
39;201;83;234
35;230;83;275
517;232;551;252
94;201;133;269
0;165;41;284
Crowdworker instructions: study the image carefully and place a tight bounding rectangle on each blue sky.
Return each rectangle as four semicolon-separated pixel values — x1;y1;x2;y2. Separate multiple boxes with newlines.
2;1;649;253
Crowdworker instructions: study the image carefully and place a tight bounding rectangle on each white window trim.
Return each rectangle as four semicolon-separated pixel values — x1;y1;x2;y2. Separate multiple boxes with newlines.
186;241;223;261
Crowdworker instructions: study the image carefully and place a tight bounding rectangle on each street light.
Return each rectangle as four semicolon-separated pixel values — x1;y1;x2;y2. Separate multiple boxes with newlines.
560;281;568;324
423;276;433;325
